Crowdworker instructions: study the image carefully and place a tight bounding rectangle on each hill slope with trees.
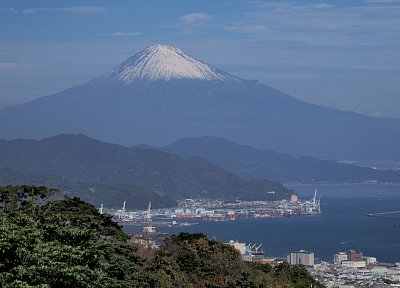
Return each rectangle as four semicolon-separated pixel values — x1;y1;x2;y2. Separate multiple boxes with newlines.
0;134;293;208
0;185;323;288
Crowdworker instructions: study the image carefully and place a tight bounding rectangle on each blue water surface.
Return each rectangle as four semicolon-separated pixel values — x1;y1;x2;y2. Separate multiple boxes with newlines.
124;184;400;263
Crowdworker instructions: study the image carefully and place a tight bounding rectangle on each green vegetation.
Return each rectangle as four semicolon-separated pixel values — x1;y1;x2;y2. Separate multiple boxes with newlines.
0;185;323;288
0;134;293;208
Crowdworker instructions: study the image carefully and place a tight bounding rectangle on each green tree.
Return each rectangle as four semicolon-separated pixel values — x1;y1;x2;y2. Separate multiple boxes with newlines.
0;185;150;287
0;185;324;288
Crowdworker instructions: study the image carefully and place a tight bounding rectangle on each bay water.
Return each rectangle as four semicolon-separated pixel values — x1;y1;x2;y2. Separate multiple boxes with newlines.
124;184;400;263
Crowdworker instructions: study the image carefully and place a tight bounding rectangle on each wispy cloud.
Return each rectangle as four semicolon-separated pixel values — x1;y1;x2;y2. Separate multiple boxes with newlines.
0;8;17;12
225;24;267;33
22;6;105;15
224;2;400;50
104;32;143;37
259;2;333;9
307;3;333;9
258;2;292;9
366;0;400;3
180;13;211;25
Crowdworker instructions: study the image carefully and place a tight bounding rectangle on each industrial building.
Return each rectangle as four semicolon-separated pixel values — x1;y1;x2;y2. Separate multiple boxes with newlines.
227;240;265;262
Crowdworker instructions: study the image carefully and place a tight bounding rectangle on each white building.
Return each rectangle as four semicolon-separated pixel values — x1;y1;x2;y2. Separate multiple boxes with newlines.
227;240;247;255
341;261;366;269
364;256;377;265
334;252;348;265
287;250;315;266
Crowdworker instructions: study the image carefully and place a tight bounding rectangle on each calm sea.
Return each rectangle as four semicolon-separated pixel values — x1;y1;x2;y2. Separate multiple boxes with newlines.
124;184;400;263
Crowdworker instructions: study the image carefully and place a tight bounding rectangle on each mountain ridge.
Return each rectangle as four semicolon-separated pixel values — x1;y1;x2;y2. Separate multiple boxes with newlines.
0;134;293;207
162;136;400;183
0;44;399;160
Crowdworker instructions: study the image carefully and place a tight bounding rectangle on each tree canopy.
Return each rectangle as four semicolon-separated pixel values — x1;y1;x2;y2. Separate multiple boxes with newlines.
0;185;324;288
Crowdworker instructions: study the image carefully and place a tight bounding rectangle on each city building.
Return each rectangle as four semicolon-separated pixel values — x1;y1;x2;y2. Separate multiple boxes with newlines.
341;261;367;268
227;240;247;255
287;250;315;266
309;257;399;287
347;249;363;262
334;252;348;265
365;256;377;265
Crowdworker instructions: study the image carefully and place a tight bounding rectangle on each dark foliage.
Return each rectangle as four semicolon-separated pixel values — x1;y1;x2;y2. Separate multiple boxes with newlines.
0;185;323;288
0;135;292;208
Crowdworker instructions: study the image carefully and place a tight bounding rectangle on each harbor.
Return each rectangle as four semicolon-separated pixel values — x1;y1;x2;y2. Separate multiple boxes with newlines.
100;190;322;230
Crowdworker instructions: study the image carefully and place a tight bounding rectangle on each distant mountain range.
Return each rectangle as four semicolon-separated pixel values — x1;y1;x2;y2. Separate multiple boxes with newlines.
0;44;399;160
0;167;167;209
0;134;292;208
160;136;400;184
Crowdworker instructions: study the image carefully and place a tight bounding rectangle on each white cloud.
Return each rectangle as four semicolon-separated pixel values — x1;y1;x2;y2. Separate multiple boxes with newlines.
258;2;292;9
22;6;105;15
0;8;17;12
258;2;333;10
104;32;143;37
223;3;400;50
367;0;400;3
180;13;211;25
307;3;333;9
225;25;267;33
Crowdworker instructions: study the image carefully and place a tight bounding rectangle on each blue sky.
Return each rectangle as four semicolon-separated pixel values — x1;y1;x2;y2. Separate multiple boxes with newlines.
0;0;399;118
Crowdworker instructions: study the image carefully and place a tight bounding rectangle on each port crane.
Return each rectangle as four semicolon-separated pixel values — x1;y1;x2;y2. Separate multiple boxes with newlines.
144;201;152;222
246;243;263;254
143;201;156;233
122;201;126;214
115;201;127;219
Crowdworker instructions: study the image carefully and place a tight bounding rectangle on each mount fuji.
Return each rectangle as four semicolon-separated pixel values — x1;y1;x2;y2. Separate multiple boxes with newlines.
98;44;240;83
0;44;399;160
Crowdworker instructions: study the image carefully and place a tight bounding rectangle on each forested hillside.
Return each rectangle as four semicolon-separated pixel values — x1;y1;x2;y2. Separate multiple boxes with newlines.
0;185;323;288
0;134;293;208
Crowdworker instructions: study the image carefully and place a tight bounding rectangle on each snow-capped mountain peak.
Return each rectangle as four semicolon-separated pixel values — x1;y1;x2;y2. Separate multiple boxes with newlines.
102;44;240;83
